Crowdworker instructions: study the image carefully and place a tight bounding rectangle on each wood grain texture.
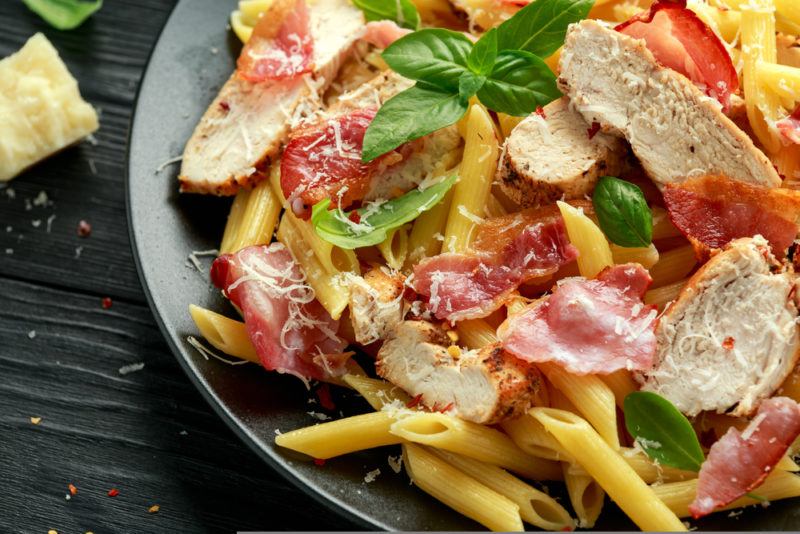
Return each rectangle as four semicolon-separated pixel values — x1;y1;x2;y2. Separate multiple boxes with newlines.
0;1;353;532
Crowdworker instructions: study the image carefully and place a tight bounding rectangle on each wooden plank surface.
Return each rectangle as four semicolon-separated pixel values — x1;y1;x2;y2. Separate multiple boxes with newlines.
0;1;352;531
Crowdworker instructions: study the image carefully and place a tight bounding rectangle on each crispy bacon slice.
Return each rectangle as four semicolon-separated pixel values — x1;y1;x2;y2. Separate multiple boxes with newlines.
362;20;412;49
237;0;313;82
499;264;658;375
280;108;412;217
689;397;800;518
663;174;800;257
616;0;739;110
412;213;578;322
777;105;800;145
210;243;347;383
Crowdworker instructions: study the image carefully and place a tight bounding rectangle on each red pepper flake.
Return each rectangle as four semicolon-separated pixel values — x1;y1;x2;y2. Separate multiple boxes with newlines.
535;106;546;119
402;286;418;303
316;383;335;411
348;211;361;224
68;483;77;496
77;220;92;237
722;336;735;350
107;488;119;497
101;297;113;309
406;394;424;409
313;458;326;466
219;101;230;112
437;402;454;413
587;122;601;140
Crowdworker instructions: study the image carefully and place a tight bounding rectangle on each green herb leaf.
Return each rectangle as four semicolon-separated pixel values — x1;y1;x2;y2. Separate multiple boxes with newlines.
458;72;486;102
362;84;468;162
624;391;705;472
312;175;458;249
496;0;594;58
592;176;653;248
468;27;498;76
22;0;103;30
352;0;420;30
476;50;561;116
382;29;473;92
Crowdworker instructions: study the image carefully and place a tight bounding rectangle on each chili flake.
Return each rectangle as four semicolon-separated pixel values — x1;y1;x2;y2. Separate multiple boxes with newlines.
219;101;230;112
68;484;77;496
587;122;601;140
348;211;361;224
535;106;546;119
722;336;735;350
313;458;326;466
107;488;119;497
406;393;424;409
77;220;92;237
101;297;113;309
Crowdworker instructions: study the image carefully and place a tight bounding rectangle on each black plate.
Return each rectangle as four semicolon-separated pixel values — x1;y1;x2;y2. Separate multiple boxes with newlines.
126;1;800;531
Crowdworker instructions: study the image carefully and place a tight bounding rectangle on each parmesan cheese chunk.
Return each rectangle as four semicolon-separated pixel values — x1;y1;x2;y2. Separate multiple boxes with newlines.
0;33;98;182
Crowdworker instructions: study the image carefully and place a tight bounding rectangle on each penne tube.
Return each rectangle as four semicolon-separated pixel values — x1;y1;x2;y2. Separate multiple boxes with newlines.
406;188;453;266
540;362;620;450
645;279;687;309
221;179;283;255
652;469;800;518
648;245;696;288
501;413;574;463
557;201;614;278
530;408;687;531
377;225;409;271
444;104;499;253
219;188;251;254
651;206;682;241
238;0;272;25
403;443;524;532
342;374;410;410
485;194;508;218
289;212;360;275
497;113;524;139
277;214;350;319
757;62;800;103
619;449;697;484
390;412;563;481
188;304;258;363
563;462;605;528
600;370;638;410
432;449;575;531
275;412;402;459
456;318;498;350
611;243;659;269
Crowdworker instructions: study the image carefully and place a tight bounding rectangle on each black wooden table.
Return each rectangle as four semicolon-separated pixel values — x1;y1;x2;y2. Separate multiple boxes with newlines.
0;2;353;532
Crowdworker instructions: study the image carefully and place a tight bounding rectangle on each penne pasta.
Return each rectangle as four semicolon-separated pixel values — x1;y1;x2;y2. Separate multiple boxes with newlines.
377;225;409;271
757;62;800;103
343;374;411;410
432;449;575;531
600;370;638;410
563;462;605;528
648;245;696;288
557;201;614;278
484;194;508;218
406;188;453;266
188;304;258;363
645;279;687;309
389;412;563;481
497;113;524;139
444;104;500;253
610;243;659;269
501;413;574;463
530;408;687;531
220;179;282;255
402;443;525;532
456;318;498;350
652;469;800;518
275;411;402;459
219;188;251;255
651;206;682;241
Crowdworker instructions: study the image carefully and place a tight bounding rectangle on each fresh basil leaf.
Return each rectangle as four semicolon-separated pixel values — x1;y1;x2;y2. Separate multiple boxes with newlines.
382;29;473;92
459;72;486;102
496;0;594;58
468;27;498;76
362;84;468;162
624;392;705;472
592;176;653;248
312;175;458;249
352;0;420;30
22;0;102;30
476;50;560;116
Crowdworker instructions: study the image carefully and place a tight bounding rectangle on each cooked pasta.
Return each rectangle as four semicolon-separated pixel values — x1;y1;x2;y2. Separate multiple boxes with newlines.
377;225;409;271
219;179;282;255
648;245;696;288
644;279;687;308
342;374;410;410
189;304;258;363
557;201;614;278
610;243;659;269
500;413;573;463
562;462;605;528
600;370;638;410
406;188;453;266
456;318;498;350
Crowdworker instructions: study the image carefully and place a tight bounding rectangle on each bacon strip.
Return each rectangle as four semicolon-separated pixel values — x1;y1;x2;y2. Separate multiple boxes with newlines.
689;397;800;518
237;0;313;82
616;0;738;110
663;174;800;257
499;264;657;375
413;212;578;322
210;244;347;383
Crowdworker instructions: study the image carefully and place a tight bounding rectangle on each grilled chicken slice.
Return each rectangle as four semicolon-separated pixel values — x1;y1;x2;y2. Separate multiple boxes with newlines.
348;266;405;345
558;20;780;190
179;0;365;195
642;236;800;416
376;320;541;424
497;97;627;208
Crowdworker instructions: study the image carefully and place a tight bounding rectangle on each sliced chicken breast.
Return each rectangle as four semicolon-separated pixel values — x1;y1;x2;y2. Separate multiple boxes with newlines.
558;20;780;190
348;266;405;345
179;0;365;195
642;236;800;416
497;97;627;208
376;320;541;424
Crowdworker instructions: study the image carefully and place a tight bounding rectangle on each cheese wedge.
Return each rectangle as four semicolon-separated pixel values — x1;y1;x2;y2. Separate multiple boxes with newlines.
0;33;99;182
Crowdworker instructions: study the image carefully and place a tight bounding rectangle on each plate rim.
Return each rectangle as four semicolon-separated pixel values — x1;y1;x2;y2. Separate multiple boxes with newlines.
123;1;382;529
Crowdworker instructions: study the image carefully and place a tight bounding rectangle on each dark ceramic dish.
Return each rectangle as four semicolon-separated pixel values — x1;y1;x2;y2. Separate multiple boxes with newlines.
126;0;800;530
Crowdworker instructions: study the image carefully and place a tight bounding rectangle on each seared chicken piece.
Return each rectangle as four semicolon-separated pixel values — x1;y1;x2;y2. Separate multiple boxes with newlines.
497;97;627;208
348;266;405;345
642;237;800;416
376;320;541;424
558;20;780;190
179;0;365;195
